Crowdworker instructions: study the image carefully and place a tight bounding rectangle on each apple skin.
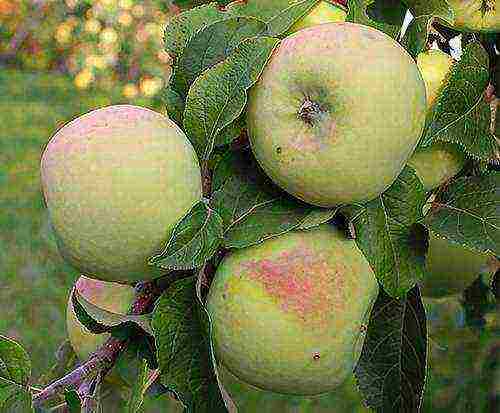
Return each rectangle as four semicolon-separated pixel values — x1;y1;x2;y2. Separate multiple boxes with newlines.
407;142;465;192
416;49;453;108
66;275;135;360
206;224;379;396
405;0;500;33
41;105;202;283
286;1;347;34
217;362;370;412
247;23;426;207
421;231;494;297
408;50;465;192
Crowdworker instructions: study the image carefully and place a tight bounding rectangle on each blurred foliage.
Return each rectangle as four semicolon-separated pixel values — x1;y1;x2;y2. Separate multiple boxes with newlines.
0;0;176;104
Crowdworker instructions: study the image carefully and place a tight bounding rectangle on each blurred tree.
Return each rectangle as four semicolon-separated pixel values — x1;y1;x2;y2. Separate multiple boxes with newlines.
0;0;178;108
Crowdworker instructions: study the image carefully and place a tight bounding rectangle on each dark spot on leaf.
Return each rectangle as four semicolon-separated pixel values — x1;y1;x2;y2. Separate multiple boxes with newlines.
276;146;282;154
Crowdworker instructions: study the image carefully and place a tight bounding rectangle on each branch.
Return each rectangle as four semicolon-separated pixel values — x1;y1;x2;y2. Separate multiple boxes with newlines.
32;278;167;408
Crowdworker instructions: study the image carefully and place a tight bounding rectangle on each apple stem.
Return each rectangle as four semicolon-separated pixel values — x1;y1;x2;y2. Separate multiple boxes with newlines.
298;98;323;126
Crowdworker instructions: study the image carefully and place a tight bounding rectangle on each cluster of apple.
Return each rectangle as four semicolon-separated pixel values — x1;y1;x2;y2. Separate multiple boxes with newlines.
0;0;175;105
39;0;498;408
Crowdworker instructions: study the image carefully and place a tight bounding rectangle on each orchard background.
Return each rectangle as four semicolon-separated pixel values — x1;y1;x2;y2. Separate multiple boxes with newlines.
0;0;499;412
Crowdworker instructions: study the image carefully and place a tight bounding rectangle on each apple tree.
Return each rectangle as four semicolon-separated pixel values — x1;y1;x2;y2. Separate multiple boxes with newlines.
1;1;499;412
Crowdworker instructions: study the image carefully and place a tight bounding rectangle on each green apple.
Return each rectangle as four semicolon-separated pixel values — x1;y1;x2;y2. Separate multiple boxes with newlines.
66;275;135;360
41;105;202;283
407;142;465;192
287;1;347;34
217;362;370;412
421;231;496;297
416;49;454;108
405;0;500;33
407;50;465;192
247;23;426;207
207;224;379;396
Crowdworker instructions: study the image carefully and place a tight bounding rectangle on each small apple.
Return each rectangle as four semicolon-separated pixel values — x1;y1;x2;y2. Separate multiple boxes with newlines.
41;105;202;283
407;142;465;192
247;23;426;207
405;0;500;33
407;49;465;192
421;231;496;297
66;275;135;360
416;49;454;108
207;224;379;396
286;1;347;34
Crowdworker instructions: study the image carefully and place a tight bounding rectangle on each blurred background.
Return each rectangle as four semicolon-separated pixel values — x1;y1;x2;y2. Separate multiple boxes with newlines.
0;1;498;411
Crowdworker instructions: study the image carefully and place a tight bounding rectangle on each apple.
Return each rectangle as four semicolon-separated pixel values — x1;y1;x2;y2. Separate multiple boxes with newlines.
407;49;465;191
206;224;379;396
416;49;454;108
41;105;202;283
405;0;500;33
246;23;426;207
286;1;347;34
66;275;135;360
407;142;465;192
217;362;370;412
421;231;496;297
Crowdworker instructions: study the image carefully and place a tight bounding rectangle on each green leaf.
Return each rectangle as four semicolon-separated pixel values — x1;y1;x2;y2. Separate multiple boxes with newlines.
162;85;185;127
168;16;267;127
347;0;407;39
226;0;321;37
297;208;338;230
355;286;427;410
403;0;455;27
64;389;82;413
0;336;32;413
183;36;279;161
421;174;500;256
71;288;153;337
420;42;498;161
163;3;226;61
173;16;267;99
214;112;246;147
210;149;312;249
400;14;434;58
148;201;224;271
343;167;428;298
151;277;227;412
124;358;150;413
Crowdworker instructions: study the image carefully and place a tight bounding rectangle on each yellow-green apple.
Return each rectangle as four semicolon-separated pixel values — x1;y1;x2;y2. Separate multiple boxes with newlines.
421;232;497;297
287;1;347;34
217;362;370;412
405;0;500;32
408;142;465;192
207;224;379;395
407;49;465;192
41;105;202;283
416;49;454;108
66;275;135;360
247;23;426;207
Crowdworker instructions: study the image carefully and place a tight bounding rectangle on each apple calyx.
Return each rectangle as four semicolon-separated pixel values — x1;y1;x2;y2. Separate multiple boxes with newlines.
297;97;325;126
